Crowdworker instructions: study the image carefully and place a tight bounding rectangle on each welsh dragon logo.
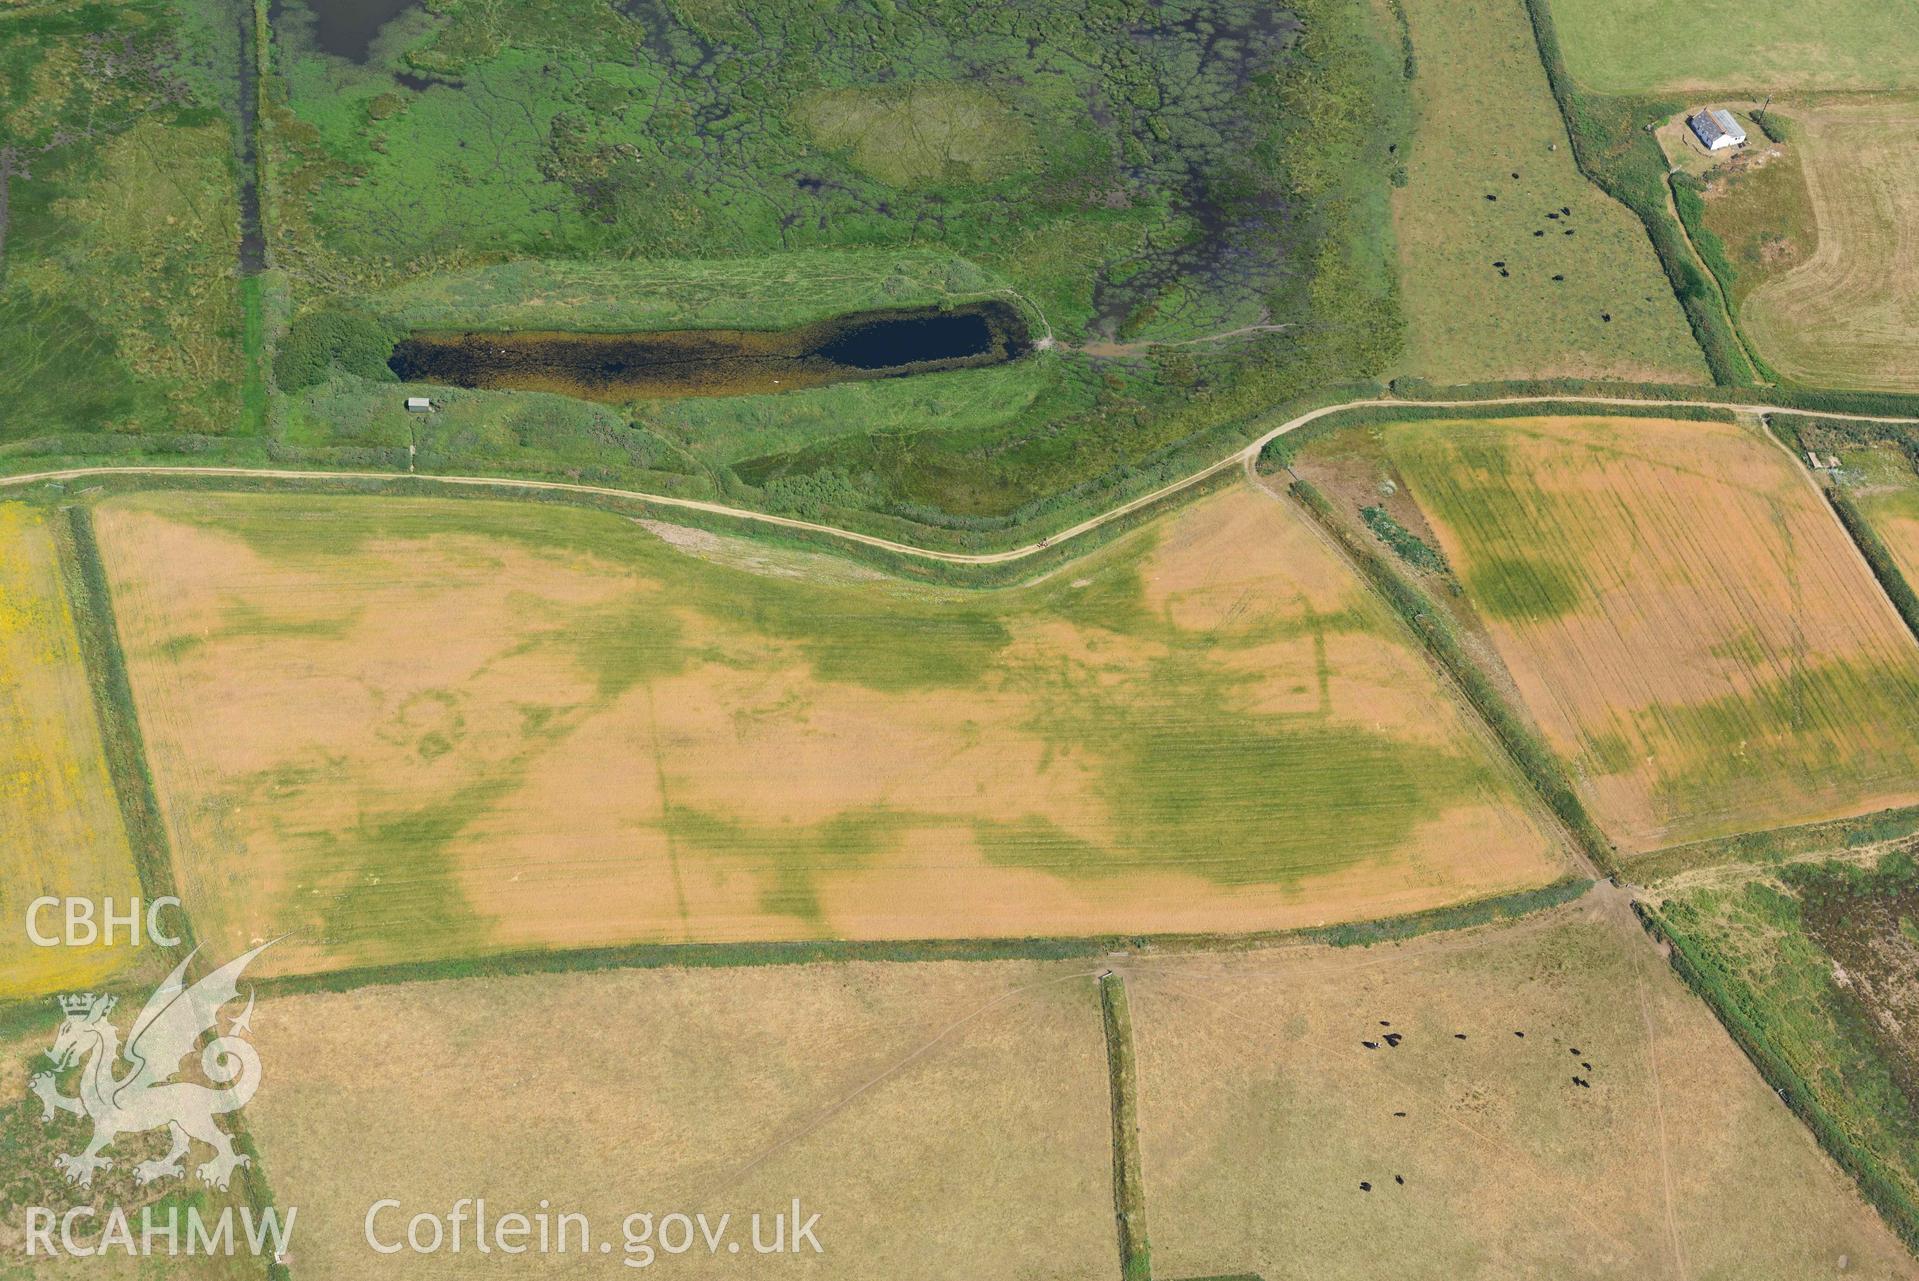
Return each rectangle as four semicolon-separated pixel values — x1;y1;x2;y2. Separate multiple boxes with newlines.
29;942;274;1191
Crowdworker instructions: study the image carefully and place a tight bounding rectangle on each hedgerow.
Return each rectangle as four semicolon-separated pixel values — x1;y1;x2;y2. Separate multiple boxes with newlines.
1827;488;1919;644
1290;478;1616;871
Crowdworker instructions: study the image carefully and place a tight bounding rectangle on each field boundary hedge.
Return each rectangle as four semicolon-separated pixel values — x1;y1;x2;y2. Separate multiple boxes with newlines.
51;506;193;949
1636;901;1919;1252
1386;379;1919;418
9;391;1918;577
1667;171;1780;382
1827;487;1919;645
1304;876;1592;945
1767;412;1919;458
193;879;1601;1003
1631;804;1919;883
1259;395;1740;469
1289;478;1616;872
27;461;1246;592
1100;974;1152;1281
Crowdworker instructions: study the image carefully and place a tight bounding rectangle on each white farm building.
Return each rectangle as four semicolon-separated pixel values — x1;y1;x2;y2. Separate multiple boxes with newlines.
1689;108;1748;152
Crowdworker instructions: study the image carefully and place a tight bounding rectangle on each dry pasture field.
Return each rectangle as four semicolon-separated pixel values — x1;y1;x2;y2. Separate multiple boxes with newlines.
242;959;1113;1279
0;505;143;1001
1386;415;1919;852
1389;0;1704;385
92;484;1566;976
1742;100;1919;391
1127;889;1917;1279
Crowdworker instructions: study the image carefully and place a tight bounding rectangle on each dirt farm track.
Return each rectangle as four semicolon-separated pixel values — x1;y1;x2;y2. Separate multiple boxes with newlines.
5;394;1919;566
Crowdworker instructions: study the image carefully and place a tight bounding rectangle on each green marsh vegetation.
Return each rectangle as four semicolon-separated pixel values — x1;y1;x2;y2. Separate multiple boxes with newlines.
262;0;1411;533
0;0;254;450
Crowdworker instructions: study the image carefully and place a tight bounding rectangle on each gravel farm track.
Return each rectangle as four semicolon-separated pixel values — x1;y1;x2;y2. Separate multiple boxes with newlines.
5;394;1919;566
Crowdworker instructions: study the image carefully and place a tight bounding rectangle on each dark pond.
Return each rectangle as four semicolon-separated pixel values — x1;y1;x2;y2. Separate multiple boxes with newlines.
387;302;1031;402
276;0;423;64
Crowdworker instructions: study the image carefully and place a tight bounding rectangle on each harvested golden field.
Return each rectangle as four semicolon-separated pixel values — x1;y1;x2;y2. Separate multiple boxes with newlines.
1386;415;1919;852
243;959;1112;1279
1390;0;1705;384
92;484;1566;975
1742;100;1919;391
1128;887;1917;1279
0;505;142;1001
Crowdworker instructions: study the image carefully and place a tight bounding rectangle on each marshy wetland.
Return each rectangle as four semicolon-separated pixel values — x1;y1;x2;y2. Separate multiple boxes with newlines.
251;0;1409;525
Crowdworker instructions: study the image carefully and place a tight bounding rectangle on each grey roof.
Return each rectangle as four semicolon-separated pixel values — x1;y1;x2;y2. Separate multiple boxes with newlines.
1690;109;1747;147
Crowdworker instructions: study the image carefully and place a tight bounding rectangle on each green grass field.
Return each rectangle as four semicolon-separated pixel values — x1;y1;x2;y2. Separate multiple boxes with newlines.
0;0;249;452
1389;0;1705;384
1547;0;1919;94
